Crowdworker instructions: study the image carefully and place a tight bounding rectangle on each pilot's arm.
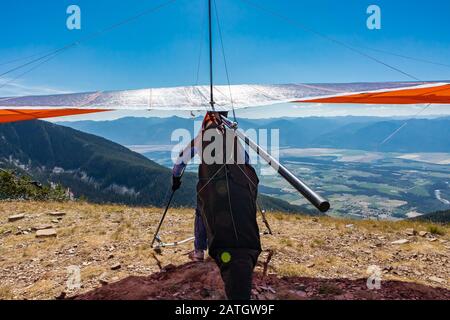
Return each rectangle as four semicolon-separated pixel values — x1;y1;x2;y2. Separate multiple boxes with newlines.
171;133;201;191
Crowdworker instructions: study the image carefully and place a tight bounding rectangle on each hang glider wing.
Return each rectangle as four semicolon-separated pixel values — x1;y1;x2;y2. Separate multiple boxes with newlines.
294;82;450;105
0;109;107;124
0;81;448;123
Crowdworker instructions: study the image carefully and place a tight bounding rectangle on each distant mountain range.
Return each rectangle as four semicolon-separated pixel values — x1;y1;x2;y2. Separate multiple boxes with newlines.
58;116;450;153
0;120;304;213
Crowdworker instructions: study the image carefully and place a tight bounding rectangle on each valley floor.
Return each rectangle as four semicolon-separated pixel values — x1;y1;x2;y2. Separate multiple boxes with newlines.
0;201;449;300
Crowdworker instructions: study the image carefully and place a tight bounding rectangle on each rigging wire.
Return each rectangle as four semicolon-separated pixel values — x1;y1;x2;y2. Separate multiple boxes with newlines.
0;50;59;67
0;0;179;85
195;0;208;87
0;51;66;90
239;0;441;142
238;0;421;81
189;0;210;112
354;45;450;70
378;103;432;147
0;46;73;79
213;0;237;122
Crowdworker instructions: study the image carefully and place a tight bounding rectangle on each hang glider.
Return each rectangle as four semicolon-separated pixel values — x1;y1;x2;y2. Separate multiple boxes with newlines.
0;81;449;123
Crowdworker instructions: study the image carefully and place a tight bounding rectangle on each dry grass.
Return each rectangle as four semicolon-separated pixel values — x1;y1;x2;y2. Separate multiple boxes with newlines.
427;225;446;236
0;200;449;299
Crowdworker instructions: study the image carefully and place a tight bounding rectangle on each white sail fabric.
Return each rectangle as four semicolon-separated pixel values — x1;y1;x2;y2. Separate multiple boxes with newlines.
0;81;444;111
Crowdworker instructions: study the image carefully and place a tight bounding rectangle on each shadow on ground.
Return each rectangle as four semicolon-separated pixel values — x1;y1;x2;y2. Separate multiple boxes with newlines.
72;260;450;300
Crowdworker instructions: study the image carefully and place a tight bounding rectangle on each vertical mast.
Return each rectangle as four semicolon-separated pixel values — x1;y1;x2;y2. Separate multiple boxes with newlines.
208;0;215;110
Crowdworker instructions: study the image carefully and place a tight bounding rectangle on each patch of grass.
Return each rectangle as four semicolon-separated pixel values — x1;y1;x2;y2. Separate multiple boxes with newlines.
22;246;33;258
310;238;325;248
0;226;11;234
134;244;151;258
276;263;308;277
427;225;446;236
111;223;129;241
82;265;105;280
56;224;74;235
25;279;59;299
280;238;295;248
0;286;14;299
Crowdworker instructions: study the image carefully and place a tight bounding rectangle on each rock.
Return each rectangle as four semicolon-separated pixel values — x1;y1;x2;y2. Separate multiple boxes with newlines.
405;228;416;236
55;291;66;300
295;284;306;291
8;214;25;222
36;229;57;238
108;254;115;260
99;278;109;285
33;224;53;231
99;272;109;280
306;262;315;268
391;239;409;245
428;238;438;242
345;224;354;228
51;220;59;224
418;231;428;237
293;290;307;298
429;276;446;284
111;263;121;270
48;211;66;217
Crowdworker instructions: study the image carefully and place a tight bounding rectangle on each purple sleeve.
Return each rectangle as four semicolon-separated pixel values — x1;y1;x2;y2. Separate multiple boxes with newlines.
172;134;201;177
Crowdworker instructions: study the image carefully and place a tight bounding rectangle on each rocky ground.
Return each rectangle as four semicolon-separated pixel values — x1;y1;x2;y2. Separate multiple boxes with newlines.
0;201;449;300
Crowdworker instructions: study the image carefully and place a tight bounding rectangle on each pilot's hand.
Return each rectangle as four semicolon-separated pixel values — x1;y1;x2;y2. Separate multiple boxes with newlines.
172;176;182;191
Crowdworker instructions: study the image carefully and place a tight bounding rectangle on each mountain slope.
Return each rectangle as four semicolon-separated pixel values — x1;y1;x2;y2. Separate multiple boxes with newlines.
413;210;450;223
0;120;196;206
0;120;303;212
313;118;450;152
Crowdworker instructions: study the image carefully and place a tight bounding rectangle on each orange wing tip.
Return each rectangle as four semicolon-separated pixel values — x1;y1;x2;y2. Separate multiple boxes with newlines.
293;83;450;105
0;109;110;123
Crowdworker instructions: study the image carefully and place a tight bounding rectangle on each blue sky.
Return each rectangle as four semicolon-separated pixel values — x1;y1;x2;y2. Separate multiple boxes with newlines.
1;0;450;118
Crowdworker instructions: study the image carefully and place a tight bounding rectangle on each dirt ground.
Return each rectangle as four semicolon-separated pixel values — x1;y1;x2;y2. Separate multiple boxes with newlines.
0;201;449;300
74;260;450;300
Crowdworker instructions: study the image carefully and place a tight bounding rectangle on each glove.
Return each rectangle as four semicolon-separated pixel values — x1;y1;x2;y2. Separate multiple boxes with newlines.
172;176;182;191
